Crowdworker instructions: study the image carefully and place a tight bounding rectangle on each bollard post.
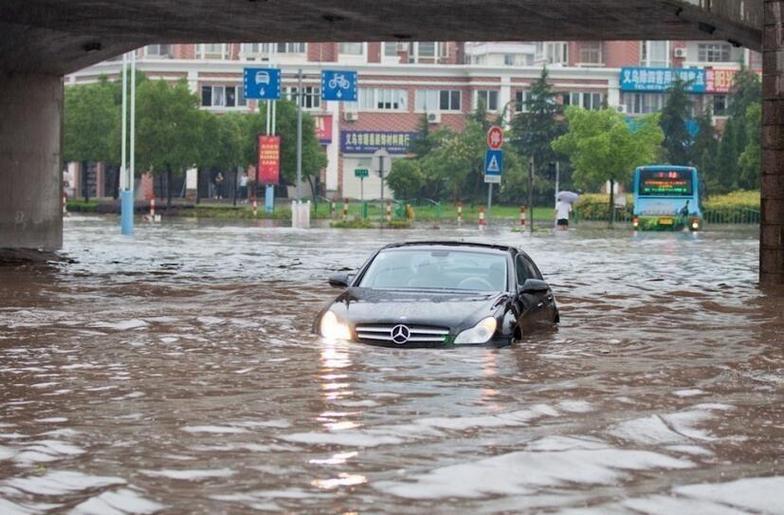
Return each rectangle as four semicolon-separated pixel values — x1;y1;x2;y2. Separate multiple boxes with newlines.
457;202;463;225
331;201;336;219
478;207;486;230
63;193;67;216
343;198;349;221
385;201;392;224
520;206;526;228
252;199;258;218
149;198;156;222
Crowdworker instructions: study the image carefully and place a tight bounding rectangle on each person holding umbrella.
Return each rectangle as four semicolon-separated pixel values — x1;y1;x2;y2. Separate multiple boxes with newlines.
555;191;579;230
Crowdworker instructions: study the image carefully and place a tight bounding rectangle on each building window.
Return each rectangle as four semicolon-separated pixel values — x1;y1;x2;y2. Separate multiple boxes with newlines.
383;42;399;56
562;92;604;110
277;42;306;53
359;88;407;111
407;42;444;63
284;86;321;109
476;90;499;111
621;92;665;114
339;42;364;55
198;44;227;59
713;94;728;116
145;45;171;58
536;42;568;64
515;91;532;112
415;89;461;111
201;85;246;108
641;41;669;67
698;43;732;62
579;42;602;64
240;43;272;59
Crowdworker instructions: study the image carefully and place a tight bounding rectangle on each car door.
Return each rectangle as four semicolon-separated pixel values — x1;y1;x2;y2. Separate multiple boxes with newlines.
514;254;553;330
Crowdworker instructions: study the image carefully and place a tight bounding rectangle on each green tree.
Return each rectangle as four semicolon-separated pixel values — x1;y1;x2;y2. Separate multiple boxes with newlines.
410;114;434;159
135;79;204;207
509;67;565;200
63;77;119;200
198;112;245;202
552;107;663;224
738;101;761;190
387;158;425;200
659;77;693;165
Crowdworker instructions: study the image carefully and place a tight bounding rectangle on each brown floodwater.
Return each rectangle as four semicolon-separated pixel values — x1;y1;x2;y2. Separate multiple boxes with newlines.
1;215;782;513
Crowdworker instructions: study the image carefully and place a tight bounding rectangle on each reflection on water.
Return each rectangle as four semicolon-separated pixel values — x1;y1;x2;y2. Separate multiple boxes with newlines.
0;216;782;513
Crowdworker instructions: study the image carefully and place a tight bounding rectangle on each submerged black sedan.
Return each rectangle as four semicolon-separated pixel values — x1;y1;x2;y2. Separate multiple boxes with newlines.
314;242;558;347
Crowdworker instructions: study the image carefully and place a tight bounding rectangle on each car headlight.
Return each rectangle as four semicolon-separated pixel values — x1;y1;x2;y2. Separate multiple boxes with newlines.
454;317;497;344
320;310;352;341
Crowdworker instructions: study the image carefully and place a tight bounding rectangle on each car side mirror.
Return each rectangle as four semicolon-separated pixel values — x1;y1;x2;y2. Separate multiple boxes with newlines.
328;272;352;288
519;278;549;294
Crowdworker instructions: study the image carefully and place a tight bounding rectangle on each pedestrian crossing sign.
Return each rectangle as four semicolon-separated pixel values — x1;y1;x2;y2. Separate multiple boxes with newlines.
484;149;504;176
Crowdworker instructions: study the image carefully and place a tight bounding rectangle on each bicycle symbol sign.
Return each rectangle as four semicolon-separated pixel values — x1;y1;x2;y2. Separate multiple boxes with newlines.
321;70;358;101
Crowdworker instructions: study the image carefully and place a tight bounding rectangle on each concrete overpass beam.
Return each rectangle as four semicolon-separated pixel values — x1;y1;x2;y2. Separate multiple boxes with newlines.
761;0;784;286
0;73;63;252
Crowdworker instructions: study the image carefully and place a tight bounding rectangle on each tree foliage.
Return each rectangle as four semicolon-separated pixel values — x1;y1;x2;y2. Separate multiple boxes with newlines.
659;77;693;165
63;77;119;164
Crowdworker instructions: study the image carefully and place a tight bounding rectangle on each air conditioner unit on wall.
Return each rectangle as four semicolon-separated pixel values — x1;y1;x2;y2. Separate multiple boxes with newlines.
673;48;687;59
616;104;628;114
427;112;441;124
343;111;358;122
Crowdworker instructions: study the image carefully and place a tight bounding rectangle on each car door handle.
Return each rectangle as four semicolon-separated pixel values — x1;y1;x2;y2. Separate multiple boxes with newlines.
537;302;544;308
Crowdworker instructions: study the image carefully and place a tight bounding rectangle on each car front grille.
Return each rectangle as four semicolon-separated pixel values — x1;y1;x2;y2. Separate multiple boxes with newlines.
355;324;450;345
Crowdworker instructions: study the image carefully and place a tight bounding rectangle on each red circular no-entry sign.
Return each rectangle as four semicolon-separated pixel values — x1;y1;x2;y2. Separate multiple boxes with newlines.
487;126;504;150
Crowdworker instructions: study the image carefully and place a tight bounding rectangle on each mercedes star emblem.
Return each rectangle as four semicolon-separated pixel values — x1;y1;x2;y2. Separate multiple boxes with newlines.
390;324;411;345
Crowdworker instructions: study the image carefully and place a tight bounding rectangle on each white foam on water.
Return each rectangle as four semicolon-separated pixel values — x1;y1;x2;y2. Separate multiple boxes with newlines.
3;470;125;496
609;415;691;445
196;316;224;325
674;476;784;513
141;468;235;480
416;404;559;431
665;444;714;456
673;389;706;397
229;419;291;429
621;494;744;515
71;488;165;515
181;425;249;434
283;431;404;447
0;445;16;460
0;497;61;515
557;400;594;413
375;437;693;499
90;319;148;330
34;417;67;423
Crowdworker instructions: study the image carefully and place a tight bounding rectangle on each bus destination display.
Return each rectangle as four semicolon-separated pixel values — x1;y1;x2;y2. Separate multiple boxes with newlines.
639;169;693;196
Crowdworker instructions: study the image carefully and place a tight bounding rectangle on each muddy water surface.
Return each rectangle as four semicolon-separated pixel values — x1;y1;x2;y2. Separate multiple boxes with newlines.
1;216;782;513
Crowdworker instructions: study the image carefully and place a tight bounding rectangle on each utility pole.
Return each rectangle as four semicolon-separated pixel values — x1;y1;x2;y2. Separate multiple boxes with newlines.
528;156;534;235
295;68;303;202
554;161;560;206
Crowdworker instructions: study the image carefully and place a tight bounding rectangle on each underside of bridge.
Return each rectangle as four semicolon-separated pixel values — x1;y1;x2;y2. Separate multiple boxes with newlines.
0;1;781;285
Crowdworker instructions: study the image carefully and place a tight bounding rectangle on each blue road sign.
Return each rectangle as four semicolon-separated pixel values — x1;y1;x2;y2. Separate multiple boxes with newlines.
484;150;504;176
243;68;281;100
321;70;358;101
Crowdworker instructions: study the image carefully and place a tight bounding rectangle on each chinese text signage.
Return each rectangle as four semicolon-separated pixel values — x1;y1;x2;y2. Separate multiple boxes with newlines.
341;131;416;154
257;135;281;185
705;68;737;94
620;67;706;93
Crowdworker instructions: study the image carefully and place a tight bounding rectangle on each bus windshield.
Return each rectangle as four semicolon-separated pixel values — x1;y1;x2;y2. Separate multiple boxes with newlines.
638;169;693;197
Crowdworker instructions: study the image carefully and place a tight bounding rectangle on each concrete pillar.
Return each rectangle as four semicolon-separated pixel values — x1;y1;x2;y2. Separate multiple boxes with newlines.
761;0;784;286
0;73;63;251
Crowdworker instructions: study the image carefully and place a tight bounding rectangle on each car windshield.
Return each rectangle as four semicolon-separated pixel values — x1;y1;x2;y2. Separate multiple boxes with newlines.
358;248;507;291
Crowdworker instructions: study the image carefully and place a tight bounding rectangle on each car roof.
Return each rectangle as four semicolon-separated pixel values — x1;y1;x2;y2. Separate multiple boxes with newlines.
380;241;515;255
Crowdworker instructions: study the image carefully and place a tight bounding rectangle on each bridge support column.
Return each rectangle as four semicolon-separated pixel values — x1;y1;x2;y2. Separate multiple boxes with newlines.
761;0;784;287
0;73;63;252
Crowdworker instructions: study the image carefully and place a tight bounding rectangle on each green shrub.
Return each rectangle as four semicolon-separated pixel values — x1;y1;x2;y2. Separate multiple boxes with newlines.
703;190;760;223
573;193;633;221
330;219;374;229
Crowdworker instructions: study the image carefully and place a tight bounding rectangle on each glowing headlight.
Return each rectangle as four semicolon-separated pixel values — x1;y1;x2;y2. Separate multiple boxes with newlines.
319;310;352;341
454;317;497;344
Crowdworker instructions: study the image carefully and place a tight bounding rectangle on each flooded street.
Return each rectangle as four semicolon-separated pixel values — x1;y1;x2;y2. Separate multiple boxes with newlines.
1;216;783;513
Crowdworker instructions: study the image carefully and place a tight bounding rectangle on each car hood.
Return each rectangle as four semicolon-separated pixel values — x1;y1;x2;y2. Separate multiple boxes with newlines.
325;287;507;330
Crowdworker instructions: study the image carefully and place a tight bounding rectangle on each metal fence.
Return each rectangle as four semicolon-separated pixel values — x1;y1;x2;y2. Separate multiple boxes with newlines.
574;204;760;225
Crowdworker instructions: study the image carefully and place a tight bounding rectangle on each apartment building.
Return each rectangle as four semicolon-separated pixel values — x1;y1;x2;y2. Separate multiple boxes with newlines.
69;40;760;199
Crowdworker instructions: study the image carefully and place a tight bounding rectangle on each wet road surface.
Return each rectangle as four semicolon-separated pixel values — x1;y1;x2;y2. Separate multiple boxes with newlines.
1;216;783;513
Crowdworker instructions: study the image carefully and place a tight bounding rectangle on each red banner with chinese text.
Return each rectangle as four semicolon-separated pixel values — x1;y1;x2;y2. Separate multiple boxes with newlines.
257;135;280;185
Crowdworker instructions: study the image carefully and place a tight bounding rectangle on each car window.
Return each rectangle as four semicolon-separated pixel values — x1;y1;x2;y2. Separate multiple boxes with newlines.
358;249;507;291
516;255;541;285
